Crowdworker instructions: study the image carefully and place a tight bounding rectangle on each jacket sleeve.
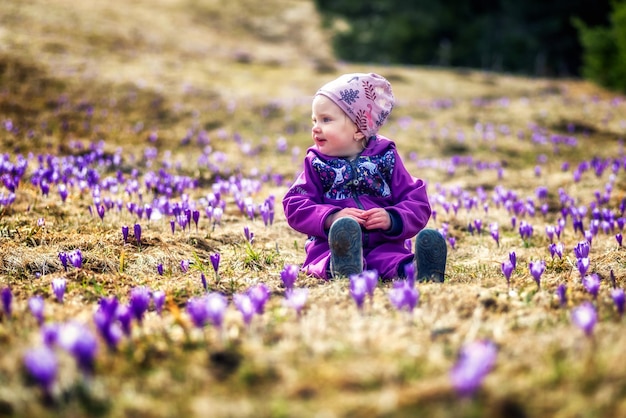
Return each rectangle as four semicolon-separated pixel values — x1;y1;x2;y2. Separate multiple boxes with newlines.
282;156;338;238
382;149;432;240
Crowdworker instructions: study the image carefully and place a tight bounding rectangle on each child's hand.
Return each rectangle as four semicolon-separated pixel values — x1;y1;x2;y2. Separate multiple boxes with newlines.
361;208;391;231
325;208;366;229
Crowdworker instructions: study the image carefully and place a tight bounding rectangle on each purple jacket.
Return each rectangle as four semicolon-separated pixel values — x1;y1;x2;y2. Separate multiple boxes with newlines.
282;135;432;279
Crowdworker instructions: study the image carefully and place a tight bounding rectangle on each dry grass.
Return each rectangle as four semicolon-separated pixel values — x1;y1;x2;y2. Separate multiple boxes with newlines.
0;0;626;417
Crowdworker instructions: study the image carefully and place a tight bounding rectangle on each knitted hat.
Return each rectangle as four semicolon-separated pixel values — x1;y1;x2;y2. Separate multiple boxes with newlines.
316;73;394;140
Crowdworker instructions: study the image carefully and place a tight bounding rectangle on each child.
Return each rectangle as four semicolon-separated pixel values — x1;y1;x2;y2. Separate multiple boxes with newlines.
282;73;446;281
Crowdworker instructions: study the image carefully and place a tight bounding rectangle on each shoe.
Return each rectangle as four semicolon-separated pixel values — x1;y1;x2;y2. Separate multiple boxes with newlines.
415;228;447;283
329;217;363;278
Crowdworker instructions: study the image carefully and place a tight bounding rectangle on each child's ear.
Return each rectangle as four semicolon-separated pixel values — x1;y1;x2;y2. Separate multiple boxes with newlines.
354;131;365;141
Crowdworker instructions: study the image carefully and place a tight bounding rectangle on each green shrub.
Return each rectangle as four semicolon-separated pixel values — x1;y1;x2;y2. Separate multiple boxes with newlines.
575;1;626;92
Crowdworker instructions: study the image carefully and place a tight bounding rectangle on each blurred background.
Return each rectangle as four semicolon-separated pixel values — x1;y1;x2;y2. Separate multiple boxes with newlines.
314;0;625;91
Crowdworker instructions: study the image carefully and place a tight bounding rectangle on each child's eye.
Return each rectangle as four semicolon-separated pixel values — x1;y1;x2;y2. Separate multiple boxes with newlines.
323;117;331;123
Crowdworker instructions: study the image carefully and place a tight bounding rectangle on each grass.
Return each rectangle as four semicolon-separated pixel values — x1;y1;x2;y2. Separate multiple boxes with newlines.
1;0;626;417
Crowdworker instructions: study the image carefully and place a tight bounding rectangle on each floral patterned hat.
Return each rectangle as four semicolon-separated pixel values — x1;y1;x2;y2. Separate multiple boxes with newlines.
316;73;395;140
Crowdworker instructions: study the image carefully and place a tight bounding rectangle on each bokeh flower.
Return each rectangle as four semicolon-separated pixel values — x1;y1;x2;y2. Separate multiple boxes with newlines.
582;273;601;299
233;293;255;326
58;322;99;374
571;302;597;337
556;283;567;308
280;264;299;290
1;287;12;318
529;260;545;289
349;273;368;311
501;261;514;288
247;283;270;314
28;296;45;325
23;346;57;393
152;290;166;315
51;278;67;303
206;292;228;329
283;288;308;317
611;288;625;317
450;340;498;397
129;286;151;324
388;280;420;314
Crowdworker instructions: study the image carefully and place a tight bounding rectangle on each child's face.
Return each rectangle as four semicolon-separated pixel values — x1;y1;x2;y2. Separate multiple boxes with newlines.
311;95;364;158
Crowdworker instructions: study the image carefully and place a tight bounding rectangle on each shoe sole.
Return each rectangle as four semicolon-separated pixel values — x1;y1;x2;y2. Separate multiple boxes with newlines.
415;229;447;283
329;218;363;278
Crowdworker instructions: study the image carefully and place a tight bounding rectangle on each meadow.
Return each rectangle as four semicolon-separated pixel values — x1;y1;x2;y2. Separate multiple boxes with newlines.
1;0;626;417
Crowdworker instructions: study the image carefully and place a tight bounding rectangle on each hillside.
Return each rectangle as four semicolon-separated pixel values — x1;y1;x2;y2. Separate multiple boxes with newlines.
1;1;626;418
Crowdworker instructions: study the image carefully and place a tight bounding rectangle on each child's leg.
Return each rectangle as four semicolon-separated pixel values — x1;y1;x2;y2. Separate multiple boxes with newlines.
329;217;363;278
414;228;447;282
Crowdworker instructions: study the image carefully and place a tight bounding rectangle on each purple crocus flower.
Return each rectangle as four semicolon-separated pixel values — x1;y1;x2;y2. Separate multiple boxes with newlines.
41;323;60;347
152;290;166;315
93;306;123;351
611;288;625;317
58;184;68;202
186;296;209;328
180;259;190;273
192;210;200;231
58;252;68;271
571;302;597;337
280;264;299;290
361;270;379;300
243;226;254;243
200;273;208;291
582;273;601;299
210;253;220;279
233;293;255;326
489;222;499;246
556;283;567;308
501;261;514;288
616;233;623;247
545;225;555;242
206;292;228;329
247;283;270;314
509;251;517;270
116;305;133;336
121;225;129;243
23;346;58;393
574;241;590;259
388;280;420;313
283;288;308;317
28;296;45;325
157;263;164;276
51;278;66;303
134;223;141;245
97;204;105;221
68;249;82;269
94;297;121;344
473;219;483;234
529;260;546;289
449;340;498;397
577;257;590;278
349;274;368;311
1;287;12;318
518;221;534;241
58;322;99;374
404;261;416;286
549;242;564;259
170;219;176;234
129;286;151;324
